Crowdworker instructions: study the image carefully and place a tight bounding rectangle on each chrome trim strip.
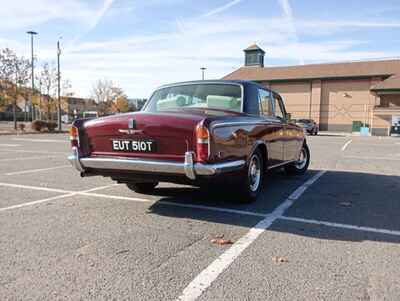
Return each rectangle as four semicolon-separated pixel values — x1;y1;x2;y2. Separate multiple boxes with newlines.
195;160;246;176
68;147;85;172
184;151;196;180
267;160;295;170
211;120;282;130
72;151;245;180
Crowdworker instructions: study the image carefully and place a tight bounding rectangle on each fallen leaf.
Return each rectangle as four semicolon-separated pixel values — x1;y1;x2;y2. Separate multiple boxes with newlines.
211;238;233;245
272;256;288;263
116;249;129;255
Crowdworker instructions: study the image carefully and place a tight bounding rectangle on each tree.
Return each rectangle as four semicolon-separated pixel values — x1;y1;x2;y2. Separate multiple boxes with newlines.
114;95;130;113
62;79;74;97
38;63;57;120
0;48;30;129
91;79;125;115
91;79;124;103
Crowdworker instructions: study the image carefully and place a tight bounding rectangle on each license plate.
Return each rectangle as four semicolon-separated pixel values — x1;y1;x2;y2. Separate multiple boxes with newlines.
111;139;156;152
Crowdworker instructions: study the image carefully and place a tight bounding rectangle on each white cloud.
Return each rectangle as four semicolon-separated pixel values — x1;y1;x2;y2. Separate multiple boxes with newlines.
277;0;304;65
202;0;244;17
2;1;400;99
0;0;95;30
68;0;115;46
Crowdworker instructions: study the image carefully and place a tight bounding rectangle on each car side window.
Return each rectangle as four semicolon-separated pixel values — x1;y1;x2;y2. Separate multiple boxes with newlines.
258;89;273;116
272;94;285;120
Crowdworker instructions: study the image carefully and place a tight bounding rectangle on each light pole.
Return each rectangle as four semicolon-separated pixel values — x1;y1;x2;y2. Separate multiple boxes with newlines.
57;38;62;131
200;67;206;80
27;31;38;121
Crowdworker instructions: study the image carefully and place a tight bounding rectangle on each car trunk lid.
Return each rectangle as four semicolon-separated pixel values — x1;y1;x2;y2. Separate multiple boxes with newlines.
83;111;204;162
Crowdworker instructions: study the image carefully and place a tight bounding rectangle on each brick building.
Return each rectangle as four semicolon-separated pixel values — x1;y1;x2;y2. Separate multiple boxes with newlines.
223;44;400;135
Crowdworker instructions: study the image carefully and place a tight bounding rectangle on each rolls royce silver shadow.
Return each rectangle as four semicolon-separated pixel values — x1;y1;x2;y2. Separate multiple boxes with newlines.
68;80;310;202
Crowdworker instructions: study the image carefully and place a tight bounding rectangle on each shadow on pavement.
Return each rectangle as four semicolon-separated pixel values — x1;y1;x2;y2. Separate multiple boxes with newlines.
147;169;400;243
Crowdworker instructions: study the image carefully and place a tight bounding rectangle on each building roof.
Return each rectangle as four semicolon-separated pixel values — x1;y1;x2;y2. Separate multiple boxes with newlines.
244;43;265;53
371;74;400;91
223;59;400;82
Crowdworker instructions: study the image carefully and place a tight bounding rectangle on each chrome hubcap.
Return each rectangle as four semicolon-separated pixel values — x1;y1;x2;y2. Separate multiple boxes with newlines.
295;147;308;169
248;155;261;192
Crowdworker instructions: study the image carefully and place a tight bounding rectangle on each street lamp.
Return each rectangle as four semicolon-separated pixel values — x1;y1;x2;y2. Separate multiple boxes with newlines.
200;67;207;80
57;38;62;131
27;30;38;121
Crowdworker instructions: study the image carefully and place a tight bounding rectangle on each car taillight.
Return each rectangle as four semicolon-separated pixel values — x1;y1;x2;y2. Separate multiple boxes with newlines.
69;126;79;147
196;124;209;162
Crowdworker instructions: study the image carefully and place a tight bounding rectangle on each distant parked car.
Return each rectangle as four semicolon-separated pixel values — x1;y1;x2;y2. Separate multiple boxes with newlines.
83;111;99;119
68;80;309;202
294;119;318;135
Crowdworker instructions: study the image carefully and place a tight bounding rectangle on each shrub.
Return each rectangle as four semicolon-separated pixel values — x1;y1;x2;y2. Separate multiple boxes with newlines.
46;122;57;132
31;120;46;132
18;123;26;131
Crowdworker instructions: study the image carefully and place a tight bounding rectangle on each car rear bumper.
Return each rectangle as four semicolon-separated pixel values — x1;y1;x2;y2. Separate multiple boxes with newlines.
68;147;245;180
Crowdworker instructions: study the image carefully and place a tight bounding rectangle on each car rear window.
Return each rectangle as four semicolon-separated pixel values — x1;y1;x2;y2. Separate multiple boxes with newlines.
144;84;242;113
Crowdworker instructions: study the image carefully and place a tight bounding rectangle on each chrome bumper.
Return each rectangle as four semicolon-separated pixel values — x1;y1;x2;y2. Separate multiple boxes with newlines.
68;149;245;180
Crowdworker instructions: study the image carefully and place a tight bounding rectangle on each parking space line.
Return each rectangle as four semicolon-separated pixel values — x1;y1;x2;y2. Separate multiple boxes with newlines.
0;144;21;147
0;181;271;217
0;193;76;213
12;138;68;143
0;156;56;162
159;201;268;218
176;170;326;301
0;184;115;213
341;139;352;151
0;182;74;194
0;149;69;155
343;155;400;161
5;165;71;176
280;216;400;237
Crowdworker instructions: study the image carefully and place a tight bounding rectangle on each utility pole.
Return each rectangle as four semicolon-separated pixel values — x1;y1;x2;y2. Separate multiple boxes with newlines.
14;62;18;130
57;39;62;131
27;31;38;121
200;67;207;80
38;79;42;120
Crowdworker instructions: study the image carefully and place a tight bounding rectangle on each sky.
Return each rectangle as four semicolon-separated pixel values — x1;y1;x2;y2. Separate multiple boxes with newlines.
1;0;400;98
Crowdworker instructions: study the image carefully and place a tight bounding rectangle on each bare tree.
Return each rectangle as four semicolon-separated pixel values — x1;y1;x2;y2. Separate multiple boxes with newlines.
62;79;74;97
91;79;124;103
91;79;125;115
0;48;30;129
38;62;57;120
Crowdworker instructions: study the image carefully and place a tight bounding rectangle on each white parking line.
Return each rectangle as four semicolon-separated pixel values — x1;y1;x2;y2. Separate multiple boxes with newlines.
176;170;326;301
0;182;269;217
0;184;115;213
280;216;400;237
0;182;74;194
343;155;400;161
341;139;352;151
0;156;56;162
0;144;21;147
12;138;68;143
5;165;71;176
0;149;69;155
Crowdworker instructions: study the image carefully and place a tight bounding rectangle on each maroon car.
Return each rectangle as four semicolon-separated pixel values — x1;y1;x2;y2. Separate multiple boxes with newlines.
68;80;310;202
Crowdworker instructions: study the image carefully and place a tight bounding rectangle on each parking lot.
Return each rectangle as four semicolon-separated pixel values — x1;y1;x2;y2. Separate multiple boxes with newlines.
0;134;399;300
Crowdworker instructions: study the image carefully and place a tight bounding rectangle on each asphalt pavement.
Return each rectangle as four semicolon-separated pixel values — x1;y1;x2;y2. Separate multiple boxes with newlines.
0;134;399;300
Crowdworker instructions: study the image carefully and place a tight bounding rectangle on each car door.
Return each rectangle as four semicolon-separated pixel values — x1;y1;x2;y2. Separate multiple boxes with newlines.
258;88;284;166
272;93;300;161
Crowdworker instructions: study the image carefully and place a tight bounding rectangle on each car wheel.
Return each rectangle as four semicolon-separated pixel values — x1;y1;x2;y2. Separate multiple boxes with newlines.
238;149;264;203
126;182;158;193
284;144;310;175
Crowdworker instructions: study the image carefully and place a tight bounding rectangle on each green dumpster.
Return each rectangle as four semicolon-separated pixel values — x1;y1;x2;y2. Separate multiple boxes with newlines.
352;121;362;132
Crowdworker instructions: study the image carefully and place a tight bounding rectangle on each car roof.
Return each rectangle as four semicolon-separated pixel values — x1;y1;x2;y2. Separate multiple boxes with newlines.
155;79;259;90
